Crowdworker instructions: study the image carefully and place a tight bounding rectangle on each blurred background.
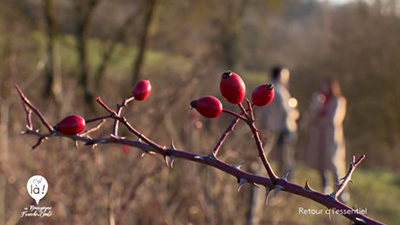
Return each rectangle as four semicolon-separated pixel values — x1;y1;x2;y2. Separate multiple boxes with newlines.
0;0;399;224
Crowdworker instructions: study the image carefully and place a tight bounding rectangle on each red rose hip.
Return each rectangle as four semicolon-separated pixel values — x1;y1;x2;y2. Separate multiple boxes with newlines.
132;79;152;101
251;83;275;106
220;70;246;104
56;115;86;135
190;96;223;118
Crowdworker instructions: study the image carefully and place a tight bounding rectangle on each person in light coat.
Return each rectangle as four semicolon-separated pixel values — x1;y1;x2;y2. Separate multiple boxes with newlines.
248;66;299;225
306;78;347;195
260;66;299;174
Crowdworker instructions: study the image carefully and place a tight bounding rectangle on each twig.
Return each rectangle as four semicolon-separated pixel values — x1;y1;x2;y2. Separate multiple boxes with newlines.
112;97;135;136
86;115;112;123
80;119;107;136
238;102;248;117
330;155;366;199
96;97;165;152
213;103;255;156
15;85;54;132
96;97;117;115
222;109;247;121
246;98;256;122
22;103;33;130
213;117;240;156
245;98;278;181
23;130;53;150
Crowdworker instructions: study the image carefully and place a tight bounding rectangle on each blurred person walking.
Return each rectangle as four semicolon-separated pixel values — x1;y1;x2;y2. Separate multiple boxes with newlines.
306;78;347;199
247;66;299;225
259;66;299;174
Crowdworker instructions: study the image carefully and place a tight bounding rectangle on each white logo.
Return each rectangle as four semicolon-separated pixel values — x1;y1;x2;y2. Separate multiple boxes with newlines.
27;175;48;205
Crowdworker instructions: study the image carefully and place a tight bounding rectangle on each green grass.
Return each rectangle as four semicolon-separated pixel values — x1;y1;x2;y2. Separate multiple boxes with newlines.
350;168;400;224
32;31;194;81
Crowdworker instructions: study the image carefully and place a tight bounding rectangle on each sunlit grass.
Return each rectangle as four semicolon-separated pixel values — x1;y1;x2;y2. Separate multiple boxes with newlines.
32;31;194;81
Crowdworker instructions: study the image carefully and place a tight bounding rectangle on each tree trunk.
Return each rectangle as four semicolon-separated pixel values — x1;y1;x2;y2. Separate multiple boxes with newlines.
131;0;158;85
0;103;9;225
0;36;16;225
43;0;63;104
221;0;248;70
77;26;92;103
74;0;99;104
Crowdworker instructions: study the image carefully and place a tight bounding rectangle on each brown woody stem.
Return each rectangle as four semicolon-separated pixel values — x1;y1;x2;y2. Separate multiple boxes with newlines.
15;85;54;132
96;97;164;152
112;97;135;136
22;103;33;130
213;117;240;156
245;98;278;181
86;115;112;123
80;119;107;136
222;109;247;121
331;155;366;199
238;102;248;117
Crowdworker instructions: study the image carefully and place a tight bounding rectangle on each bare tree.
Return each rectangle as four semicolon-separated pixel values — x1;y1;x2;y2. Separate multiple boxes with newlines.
0;17;18;224
131;0;158;84
221;0;248;70
43;0;63;104
73;0;100;103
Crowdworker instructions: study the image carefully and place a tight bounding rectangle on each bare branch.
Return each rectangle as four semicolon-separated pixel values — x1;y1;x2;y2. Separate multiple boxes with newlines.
15;86;384;225
213;117;240;156
222;109;247;121
95;97;165;152
112;97;135;136
22;103;33;130
330;155;366;199
238;102;248;117
86;115;112;124
80;119;107;136
15;85;54;132
245;98;278;181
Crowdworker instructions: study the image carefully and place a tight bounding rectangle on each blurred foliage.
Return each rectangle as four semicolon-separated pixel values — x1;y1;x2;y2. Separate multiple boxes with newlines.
0;0;399;224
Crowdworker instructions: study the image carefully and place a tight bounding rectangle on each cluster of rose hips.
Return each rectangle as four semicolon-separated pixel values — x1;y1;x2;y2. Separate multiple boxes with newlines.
55;79;152;135
54;71;274;135
190;70;275;118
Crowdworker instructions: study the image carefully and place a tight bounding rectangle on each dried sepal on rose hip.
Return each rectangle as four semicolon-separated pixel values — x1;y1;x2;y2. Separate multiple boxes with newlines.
132;79;152;101
251;83;275;106
190;96;223;118
220;70;246;104
55;115;86;135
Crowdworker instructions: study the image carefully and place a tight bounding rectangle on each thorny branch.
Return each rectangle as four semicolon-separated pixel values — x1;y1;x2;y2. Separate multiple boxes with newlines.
245;98;278;181
15;85;384;225
95;97;165;151
330;155;366;199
